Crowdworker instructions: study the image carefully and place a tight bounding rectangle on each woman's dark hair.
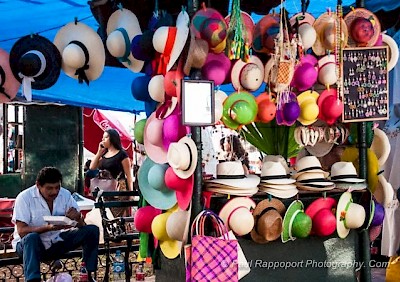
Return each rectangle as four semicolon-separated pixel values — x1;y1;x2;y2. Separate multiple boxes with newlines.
106;128;122;150
220;135;250;169
36;167;63;186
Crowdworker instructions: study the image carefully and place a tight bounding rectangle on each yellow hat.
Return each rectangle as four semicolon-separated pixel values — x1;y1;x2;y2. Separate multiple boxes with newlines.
297;90;319;125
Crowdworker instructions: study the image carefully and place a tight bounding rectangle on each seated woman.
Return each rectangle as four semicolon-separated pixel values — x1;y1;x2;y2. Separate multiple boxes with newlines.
219;135;250;174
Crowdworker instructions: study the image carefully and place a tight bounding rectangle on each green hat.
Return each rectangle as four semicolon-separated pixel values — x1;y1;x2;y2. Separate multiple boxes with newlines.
134;118;147;144
282;200;312;243
221;91;258;130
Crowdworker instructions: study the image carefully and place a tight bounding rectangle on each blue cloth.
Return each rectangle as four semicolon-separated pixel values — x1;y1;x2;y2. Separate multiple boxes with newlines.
16;225;99;281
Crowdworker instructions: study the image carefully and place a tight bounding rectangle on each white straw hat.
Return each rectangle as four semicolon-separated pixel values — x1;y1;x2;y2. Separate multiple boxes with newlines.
336;192;366;238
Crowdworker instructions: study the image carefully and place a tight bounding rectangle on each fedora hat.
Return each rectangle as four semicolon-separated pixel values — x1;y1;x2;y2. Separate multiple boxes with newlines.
251;198;286;244
290;12;316;50
10;34;61;101
344;8;380;47
206;161;260;189
370;127;390;166
167;136;198;179
252;14;280;54
260;161;296;185
162;109;190;150
138;157;177;210
330;161;365;183
201;52;231;85
183;31;209;76
221;91;258;130
231;55;264;91
0;49;21;103
336;192;366;238
143;112;168;164
134;205;162;233
164;167;193;210
205;186;259;196
53;22;105;84
293;156;329;179
296;171;334;185
312;12;348;56
282;200;312;243
262;155;290;174
317;55;337;86
317;88;343;125
305;197;337;236
219;197;256;236
297;90;320;125
255;92;276;123
106;8;144;73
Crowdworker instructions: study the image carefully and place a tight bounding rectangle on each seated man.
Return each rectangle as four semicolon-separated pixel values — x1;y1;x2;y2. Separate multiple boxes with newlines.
12;166;99;282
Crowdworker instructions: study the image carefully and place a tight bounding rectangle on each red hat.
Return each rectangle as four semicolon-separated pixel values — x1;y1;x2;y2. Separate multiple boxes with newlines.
305;197;337;237
317;88;343;125
134;206;162;233
164;167;194;210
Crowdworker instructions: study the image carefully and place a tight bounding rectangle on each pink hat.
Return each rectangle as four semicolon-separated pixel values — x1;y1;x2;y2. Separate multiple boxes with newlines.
0;49;20;103
231;55;264;91
317;88;343;125
143;112;168;164
305;197;337;236
291;62;318;91
202;52;231;85
162;109;190;150
134;206;162;233
164;167;193;210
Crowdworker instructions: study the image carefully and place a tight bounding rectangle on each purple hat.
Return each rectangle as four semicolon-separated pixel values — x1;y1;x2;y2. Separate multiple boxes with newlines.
276;91;300;126
131;31;155;62
201;52;231;85
162;109;190;150
131;75;152;102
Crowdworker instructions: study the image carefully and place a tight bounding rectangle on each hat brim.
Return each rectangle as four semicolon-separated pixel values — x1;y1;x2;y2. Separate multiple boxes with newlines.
231;55;264;91
175;175;194;210
169;136;198;179
282;200;304;243
289;12;316;26
206;174;260;189
305;142;335;158
260;178;296;185
297;184;335;191
344;8;381;47
334;182;367;191
374;174;394;208
205;187;259;196
370;127;390;166
336;192;354;238
293;169;330;179
259;183;297;190
221;91;258;130
0;49;20;102
138;157;177;210
253;14;280;54
219;197;256;230
258;187;298;199
144;112;168;164
167;11;190;71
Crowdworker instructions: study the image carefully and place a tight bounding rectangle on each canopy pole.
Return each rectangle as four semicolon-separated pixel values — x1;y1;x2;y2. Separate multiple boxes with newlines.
191;126;203;223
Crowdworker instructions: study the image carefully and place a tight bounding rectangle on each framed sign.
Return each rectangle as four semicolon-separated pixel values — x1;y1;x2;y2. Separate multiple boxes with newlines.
181;80;215;126
341;46;389;122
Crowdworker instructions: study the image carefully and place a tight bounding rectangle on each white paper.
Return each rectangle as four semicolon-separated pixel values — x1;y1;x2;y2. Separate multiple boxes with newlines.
43;216;77;227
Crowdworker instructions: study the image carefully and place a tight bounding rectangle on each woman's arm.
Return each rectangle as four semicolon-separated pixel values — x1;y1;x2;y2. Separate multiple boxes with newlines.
122;157;134;191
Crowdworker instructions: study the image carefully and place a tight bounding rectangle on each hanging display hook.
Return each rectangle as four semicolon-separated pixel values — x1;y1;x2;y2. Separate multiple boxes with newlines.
301;0;310;14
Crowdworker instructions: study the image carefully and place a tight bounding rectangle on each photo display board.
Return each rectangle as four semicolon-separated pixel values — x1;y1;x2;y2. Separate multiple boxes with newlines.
341;46;389;122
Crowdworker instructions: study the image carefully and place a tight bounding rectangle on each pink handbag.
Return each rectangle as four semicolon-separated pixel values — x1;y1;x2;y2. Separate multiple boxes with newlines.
187;210;238;282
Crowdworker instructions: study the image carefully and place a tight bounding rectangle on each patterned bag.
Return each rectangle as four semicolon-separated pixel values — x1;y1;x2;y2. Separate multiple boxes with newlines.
188;210;238;282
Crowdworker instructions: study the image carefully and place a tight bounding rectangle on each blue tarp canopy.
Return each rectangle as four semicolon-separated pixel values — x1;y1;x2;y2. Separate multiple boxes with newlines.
0;0;398;113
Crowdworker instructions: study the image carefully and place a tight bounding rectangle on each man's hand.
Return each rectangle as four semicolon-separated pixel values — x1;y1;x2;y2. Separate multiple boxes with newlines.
47;224;74;232
65;207;81;221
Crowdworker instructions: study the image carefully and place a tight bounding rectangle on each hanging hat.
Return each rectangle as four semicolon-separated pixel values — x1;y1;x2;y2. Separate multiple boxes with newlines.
134;118;147;144
312;12;348;56
162;110;190;150
291;61;318;92
106;8;144;73
344;8;380;47
231;55;264;91
167;136;198;179
215;90;228;122
148;75;165;102
275;91;300;126
381;34;399;72
297;90;320;126
336;192;366;238
282;200;312;243
167;10;190;71
255;92;276;123
164;167;193;210
134;205;162;233
201;52;231;85
183;31;209;76
317;88;343;125
143;112;168;164
290;12;317;50
252;14;280;54
131;31;156;62
53;22;105;84
250;198;286;244
10;34;61;101
138;157;177;210
374;174;395;208
131;75;153;102
219;197;256;236
317;55;337;86
0;49;21;103
370;127;390;166
260;161;295;185
305;197;337;237
221;91;258;130
166;208;191;253
293;156;329;179
225;11;255;47
164;67;184;99
330;161;366;183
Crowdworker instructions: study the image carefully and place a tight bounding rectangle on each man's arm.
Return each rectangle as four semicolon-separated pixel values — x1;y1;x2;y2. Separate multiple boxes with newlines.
15;220;66;239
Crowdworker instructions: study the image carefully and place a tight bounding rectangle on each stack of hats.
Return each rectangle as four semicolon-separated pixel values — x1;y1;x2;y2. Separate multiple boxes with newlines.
329;161;366;190
258;161;298;198
294;156;335;191
204;161;260;196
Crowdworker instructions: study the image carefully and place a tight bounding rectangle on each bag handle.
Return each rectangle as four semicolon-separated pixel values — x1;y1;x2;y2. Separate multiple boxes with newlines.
191;210;229;240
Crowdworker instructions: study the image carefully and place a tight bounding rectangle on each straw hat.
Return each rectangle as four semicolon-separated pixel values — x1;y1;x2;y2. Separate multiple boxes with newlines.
251;198;286;244
164;167;193;210
215;90;228;122
260;161;295;185
381;34;399;72
148;75;165;102
344;8;380;47
374;174;395;208
143;112;168;164
370;127;390;166
282;200;312;243
167;136;198;179
106;8;144;73
317;55;337;86
336;192;366;238
167;10;190;71
297;90;320;125
219;197;256;236
293;156;329;179
230;55;264;91
221;91;258;130
252;14;280;54
305;197;337;237
258;185;299;199
289;12;317;50
330;161;365;183
134;206;162;233
53;22;105;83
166;208;191;253
183;31;209;76
0;49;21;103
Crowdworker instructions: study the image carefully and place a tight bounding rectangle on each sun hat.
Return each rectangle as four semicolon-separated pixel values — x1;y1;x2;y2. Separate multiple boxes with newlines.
231;55;264;91
291;61;318;92
344;8;380;47
148;75;165;102
252;13;280;54
381;34;399;72
164;167;193;210
205;186;259;196
201;52;231;85
215;90;228;122
330;161;366;183
162;109;190;150
167;10;190;71
336;192;366;238
53;22;105;84
255;92;276;123
282;200;312;243
9;34;61;101
317;88;343;125
134;118;147;144
167;136;198;179
251;198;286;244
290;12;317;50
143;112;168;164
374;174;394;208
134;205;162;233
370;127;390;166
219;197;256;236
0;49;21;103
164;67;184;99
106;8;144;73
293;156;329;179
275;91;300;126
296;171;334;186
297;90;320;125
138;157;177;210
260;161;296;185
262;155;290;174
166;208;191;253
183;31;209;76
131;75;153;102
221;91;258;130
305;197;337;236
131;31;156;62
225;11;255;46
317;55;337;86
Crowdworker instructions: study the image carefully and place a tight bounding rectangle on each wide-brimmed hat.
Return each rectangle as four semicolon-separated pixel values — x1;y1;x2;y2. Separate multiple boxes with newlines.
258;184;299;199
305;197;337;236
252;14;280;54
296;172;335;191
312;12;348;56
53;22;105;84
317;88;343;125
164;166;193;210
231;55;264;91
131;75;153;102
275;91;300;126
330;161;366;183
201;52;231;85
106;8;144;73
282;200;312;243
162;109;190;150
138;157;177;209
134;205;162;233
167;10;190;71
251;198;286;244
167;136;198;179
290;12;317;50
297;90;320;125
0;49;21;103
225;11;255;47
143;112;168;164
206;161;260;188
260;161;295;185
10;34;61;101
374;174;394;208
183;30;209;76
255;92;276;123
336;192;366;238
131;30;156;62
215;89;228;122
221;91;258;130
344;8;380;47
381;34;399;72
165;208;191;254
205;186;259;196
134;118;147;145
293;156;329;179
317;55;337;86
370;127;390;166
219;197;256;236
148;75;165;102
164;67;184;99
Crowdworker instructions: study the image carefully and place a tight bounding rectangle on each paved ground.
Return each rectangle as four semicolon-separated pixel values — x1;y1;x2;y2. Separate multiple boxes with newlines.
371;267;386;282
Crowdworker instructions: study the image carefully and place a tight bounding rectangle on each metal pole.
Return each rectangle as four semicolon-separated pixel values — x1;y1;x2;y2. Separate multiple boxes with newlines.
190;126;203;222
78;107;84;194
